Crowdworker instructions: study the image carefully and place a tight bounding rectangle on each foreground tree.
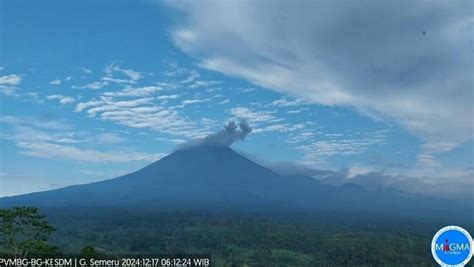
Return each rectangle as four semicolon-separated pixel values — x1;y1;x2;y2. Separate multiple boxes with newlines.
0;207;58;258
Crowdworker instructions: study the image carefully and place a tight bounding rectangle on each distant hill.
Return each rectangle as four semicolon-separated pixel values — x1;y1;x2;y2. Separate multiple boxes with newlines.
0;145;468;219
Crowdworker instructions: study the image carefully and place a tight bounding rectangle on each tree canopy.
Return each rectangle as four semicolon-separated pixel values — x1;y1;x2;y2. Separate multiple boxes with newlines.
0;207;58;258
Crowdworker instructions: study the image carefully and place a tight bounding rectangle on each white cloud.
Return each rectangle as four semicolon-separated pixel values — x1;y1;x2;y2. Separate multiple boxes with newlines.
17;141;161;163
298;132;387;167
78;67;93;74
0;74;22;96
347;166;374;178
103;85;163;97
287;131;318;144
301;139;374;157
46;94;75;104
181;69;200;84
253;123;306;134
170;139;186;144
237;87;256;94
416;154;439;168
96;132;124;144
104;63;142;83
84;97;154;116
287;110;302;114
270;98;307;107
416;141;459;167
75;99;103;112
218;99;230;105
75;95;210;138
0;115;71;131
176;98;211;108
157;94;180;100
101;76;134;84
0;115;160;163
0;74;22;85
23;92;42;103
49;77;72;85
229;107;275;123
0;86;18;96
188;80;220;89
74;64;144;90
421;141;458;154
168;1;473;156
49;79;61;85
78;81;109;90
1;125;81;145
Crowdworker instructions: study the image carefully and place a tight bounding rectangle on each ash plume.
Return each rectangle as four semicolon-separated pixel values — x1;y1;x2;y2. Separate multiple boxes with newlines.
204;120;252;146
177;120;252;150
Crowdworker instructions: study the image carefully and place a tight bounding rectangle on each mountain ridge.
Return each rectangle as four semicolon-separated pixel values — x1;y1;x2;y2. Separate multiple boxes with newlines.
0;145;468;220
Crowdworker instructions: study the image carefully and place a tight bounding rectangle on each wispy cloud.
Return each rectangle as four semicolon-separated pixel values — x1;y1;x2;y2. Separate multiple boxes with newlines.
104;63;142;83
269;98;307;108
74;63;143;90
229;107;275;123
17;141;162;163
75;95;210;138
0;74;22;85
103;85;163;97
188;80;220;89
68;63;225;139
96;132;125;144
77;67;93;74
157;94;180;100
169;0;473;157
46;94;75;105
416;141;458;167
0;115;160;163
297;130;387;167
49;77;71;85
218;99;230;105
50;79;61;85
75;80;109;90
0;115;71;131
180;69;200;84
84;97;154;116
175;98;211;108
0;74;22;96
253;123;306;134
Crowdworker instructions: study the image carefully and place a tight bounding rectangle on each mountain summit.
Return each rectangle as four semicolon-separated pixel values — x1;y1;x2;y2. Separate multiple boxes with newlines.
0;145;461;216
2;145;312;209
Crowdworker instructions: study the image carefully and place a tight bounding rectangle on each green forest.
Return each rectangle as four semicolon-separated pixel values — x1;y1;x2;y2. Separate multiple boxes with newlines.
1;207;472;266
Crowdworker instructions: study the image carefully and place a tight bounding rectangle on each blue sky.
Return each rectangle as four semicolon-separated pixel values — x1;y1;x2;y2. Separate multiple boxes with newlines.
0;0;472;198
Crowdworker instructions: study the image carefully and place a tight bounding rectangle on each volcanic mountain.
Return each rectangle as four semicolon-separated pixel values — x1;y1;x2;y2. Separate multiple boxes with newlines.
0;145;463;217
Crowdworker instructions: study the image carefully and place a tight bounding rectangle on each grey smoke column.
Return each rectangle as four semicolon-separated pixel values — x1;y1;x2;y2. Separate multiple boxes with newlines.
175;120;253;150
204;120;253;146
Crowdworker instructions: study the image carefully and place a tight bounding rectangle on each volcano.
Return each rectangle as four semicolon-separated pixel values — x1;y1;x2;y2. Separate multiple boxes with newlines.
0;145;461;216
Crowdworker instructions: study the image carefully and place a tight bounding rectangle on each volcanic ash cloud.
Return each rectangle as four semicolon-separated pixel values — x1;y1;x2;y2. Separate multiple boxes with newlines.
178;120;253;150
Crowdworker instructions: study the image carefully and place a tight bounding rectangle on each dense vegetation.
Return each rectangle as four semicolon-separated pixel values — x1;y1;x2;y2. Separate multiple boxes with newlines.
38;208;472;266
2;207;471;266
0;207;58;258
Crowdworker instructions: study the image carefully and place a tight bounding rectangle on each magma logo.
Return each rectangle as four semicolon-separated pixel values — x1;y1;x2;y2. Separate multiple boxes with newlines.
432;226;473;266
